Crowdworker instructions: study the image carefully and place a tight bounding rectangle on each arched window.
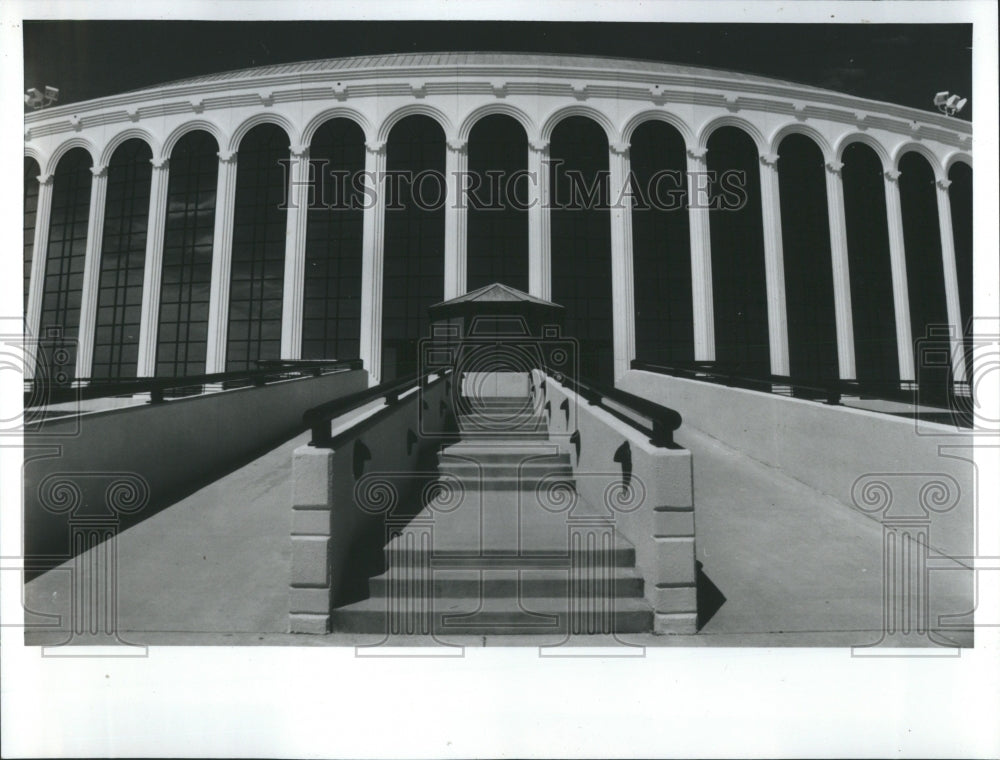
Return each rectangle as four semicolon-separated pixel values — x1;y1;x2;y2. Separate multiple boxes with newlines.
630;120;693;366
302;119;365;361
947;161;973;381
466;114;529;292
777;134;838;384
706;127;769;378
842;142;898;386
38;147;92;383
24;157;40;315
381;114;446;381
92;138;152;379
226;123;289;371
156;130;218;376
550;116;613;383
899;151;949;398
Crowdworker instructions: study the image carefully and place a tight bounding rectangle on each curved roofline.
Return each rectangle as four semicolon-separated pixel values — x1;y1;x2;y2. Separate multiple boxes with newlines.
124;51;820;96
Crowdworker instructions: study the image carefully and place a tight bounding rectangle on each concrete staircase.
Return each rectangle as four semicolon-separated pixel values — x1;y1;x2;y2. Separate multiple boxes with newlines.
329;397;655;636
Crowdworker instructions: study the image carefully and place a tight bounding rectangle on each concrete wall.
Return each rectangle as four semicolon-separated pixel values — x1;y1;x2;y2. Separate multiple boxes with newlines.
289;375;452;634
24;369;368;569
537;372;697;634
619;370;974;560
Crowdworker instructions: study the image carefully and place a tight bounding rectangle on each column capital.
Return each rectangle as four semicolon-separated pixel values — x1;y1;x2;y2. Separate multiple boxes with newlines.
528;138;550;153
825;160;844;175
37;173;54;186
609;141;630;156
217;149;237;164
936;178;952;191
364;140;386;156
686;147;708;161
289;144;310;158
150;157;169;170
884;169;901;182
90;164;108;178
446;138;468;154
759;153;780;168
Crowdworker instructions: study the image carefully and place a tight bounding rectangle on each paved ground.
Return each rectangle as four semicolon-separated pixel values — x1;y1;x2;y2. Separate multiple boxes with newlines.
23;422;973;648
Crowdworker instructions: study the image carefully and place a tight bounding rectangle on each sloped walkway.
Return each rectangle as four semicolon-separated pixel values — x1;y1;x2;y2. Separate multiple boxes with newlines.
23;424;972;647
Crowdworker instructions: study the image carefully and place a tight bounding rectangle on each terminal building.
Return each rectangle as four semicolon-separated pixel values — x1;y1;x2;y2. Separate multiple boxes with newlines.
23;52;972;392
21;53;977;644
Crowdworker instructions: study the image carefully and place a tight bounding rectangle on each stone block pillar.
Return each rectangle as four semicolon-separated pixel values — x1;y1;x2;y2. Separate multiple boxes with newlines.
359;140;387;385
136;157;171;377
73;164;109;381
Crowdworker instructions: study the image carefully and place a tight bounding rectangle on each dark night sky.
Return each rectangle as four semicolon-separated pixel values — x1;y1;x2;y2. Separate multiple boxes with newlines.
23;21;972;119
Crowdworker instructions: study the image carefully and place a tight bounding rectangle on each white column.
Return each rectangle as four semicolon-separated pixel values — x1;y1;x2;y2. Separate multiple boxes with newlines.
444;138;469;299
883;169;916;384
204;150;239;374
280;144;311;360
528;138;551;300
608;141;637;381
135;157;171;377
824;160;857;380
935;177;967;384
758;153;790;377
24;173;54;378
686;147;715;361
359;140;387;386
73;164;109;381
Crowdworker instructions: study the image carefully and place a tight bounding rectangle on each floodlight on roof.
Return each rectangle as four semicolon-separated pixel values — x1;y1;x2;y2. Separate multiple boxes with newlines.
934;91;968;117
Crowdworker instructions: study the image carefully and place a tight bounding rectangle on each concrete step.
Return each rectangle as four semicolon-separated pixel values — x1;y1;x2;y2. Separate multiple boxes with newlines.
438;445;568;466
329;594;654;635
438;461;572;480
368;567;645;599
384;544;637;569
432;475;574;492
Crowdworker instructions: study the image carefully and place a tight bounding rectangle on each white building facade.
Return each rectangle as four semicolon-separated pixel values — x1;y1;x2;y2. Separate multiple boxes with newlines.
23;53;973;391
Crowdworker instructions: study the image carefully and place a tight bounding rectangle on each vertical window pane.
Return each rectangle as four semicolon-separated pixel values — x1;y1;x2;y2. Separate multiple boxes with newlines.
226;124;289;371
38;148;92;383
156;130;218;376
92;139;152;379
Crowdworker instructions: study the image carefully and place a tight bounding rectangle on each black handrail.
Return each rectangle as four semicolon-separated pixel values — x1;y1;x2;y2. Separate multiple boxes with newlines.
25;359;364;406
303;370;450;447
550;372;682;448
631;359;971;415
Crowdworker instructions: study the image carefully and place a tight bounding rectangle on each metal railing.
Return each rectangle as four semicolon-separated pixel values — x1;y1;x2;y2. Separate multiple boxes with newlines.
630;359;972;426
544;372;683;448
25;359;364;407
304;370;450;447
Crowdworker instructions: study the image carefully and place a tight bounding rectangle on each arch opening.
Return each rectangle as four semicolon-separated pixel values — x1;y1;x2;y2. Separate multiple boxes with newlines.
302;118;365;361
156;130;219;376
381;114;446;381
706;126;769;378
37;147;92;383
550;115;613;383
226;123;290;371
777;133;838;385
92;138;152;379
466;114;529;292
630;120;693;366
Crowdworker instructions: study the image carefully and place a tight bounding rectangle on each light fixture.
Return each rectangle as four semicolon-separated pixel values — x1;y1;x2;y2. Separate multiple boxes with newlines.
24;86;59;110
933;91;967;117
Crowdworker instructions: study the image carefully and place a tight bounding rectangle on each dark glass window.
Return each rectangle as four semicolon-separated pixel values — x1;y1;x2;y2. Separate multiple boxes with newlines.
899;151;949;397
24;157;40;315
842;142;898;386
156;130;218;376
467;114;529;292
948;162;973;382
226;124;289;371
777;134;838;384
92;139;152;379
38;147;92;383
630;121;693;366
381;115;445;381
706;127;769;378
302;119;365;360
550;116;613;383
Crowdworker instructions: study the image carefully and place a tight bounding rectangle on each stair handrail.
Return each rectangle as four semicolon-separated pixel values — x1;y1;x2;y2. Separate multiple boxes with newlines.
304;369;450;447
25;358;364;407
551;372;682;448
